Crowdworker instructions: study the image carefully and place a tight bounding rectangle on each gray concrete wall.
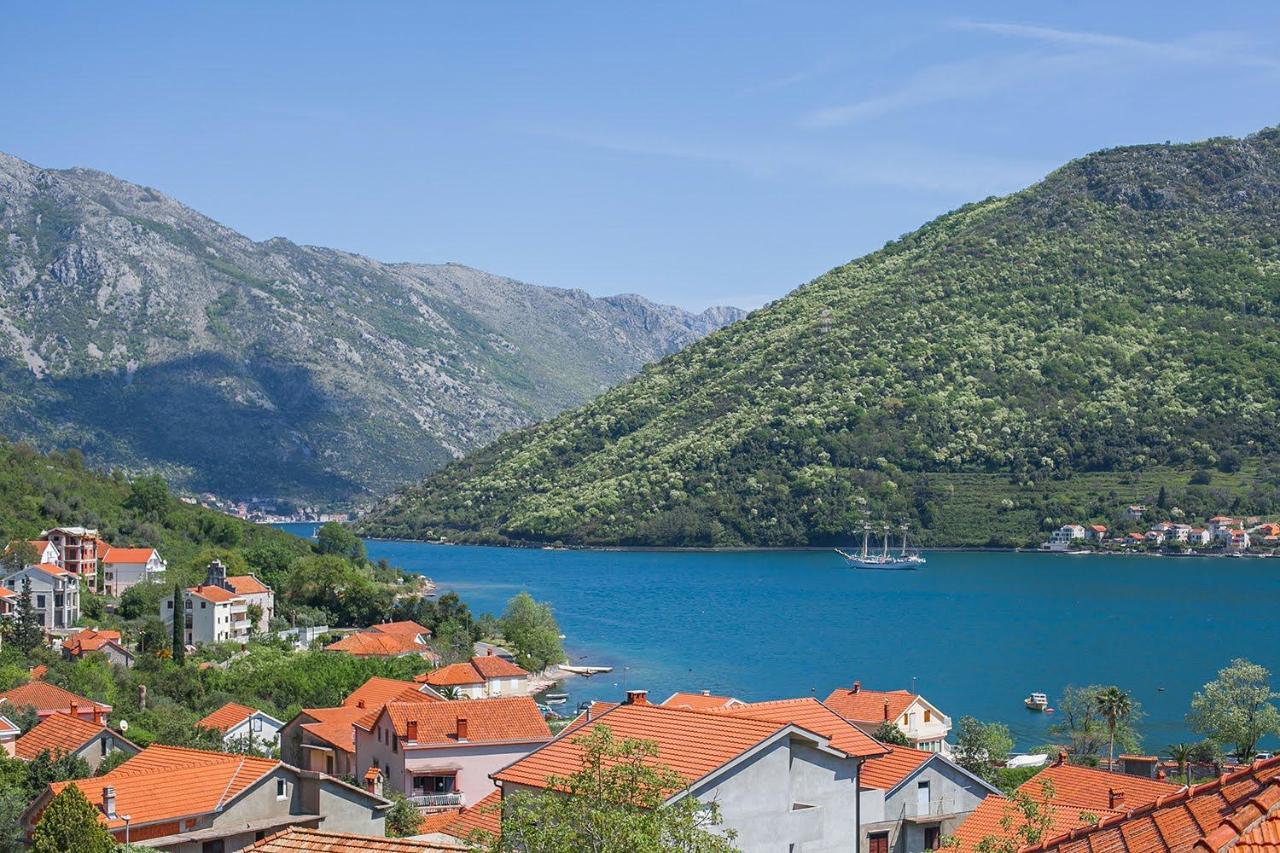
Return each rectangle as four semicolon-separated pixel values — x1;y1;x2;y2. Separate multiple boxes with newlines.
865;760;994;853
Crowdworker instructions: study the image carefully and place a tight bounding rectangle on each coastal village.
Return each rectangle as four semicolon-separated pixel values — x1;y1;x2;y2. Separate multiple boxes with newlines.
1042;507;1280;555
0;521;1274;852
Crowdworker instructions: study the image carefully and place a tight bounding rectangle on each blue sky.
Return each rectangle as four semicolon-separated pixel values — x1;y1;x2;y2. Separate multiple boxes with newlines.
5;2;1279;310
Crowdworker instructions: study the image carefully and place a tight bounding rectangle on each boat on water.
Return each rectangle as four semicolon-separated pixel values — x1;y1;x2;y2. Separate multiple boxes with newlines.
835;523;926;569
544;696;568;706
559;664;614;676
1024;692;1049;711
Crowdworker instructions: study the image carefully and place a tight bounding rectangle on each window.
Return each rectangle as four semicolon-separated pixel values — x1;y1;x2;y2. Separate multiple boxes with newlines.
36;594;46;608
869;832;890;853
200;601;207;609
101;737;108;756
276;778;287;800
925;827;941;850
413;774;456;795
251;717;262;732
924;709;932;723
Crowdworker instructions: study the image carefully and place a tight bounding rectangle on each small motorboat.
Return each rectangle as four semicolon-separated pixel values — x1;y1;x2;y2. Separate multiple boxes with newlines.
560;665;613;676
544;695;568;706
1025;692;1049;711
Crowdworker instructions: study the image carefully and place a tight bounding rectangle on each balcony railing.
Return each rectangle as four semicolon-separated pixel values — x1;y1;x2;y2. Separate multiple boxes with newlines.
904;798;962;820
409;792;464;809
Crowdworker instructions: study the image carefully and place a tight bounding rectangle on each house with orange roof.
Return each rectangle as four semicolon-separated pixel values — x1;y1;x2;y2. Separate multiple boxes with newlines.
0;586;15;619
494;688;887;851
198;701;285;752
416;789;501;847
950;752;1181;853
661;690;745;710
100;545;166;596
418;651;530;698
249;826;466;851
21;743;393;849
0;680;110;722
15;711;138;772
161;570;251;647
1020;754;1280;853
0;715;20;757
825;680;953;756
0;561;80;631
61;627;134;668
326;620;437;661
280;677;439;779
357;696;552;810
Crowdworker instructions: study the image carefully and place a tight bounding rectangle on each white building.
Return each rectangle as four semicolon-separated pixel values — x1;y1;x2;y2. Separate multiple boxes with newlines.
220;574;274;633
1187;528;1212;545
1124;505;1147;520
198;702;285;752
162;583;250;646
0;563;80;631
826;682;953;755
100;547;166;597
420;652;531;699
1045;525;1087;552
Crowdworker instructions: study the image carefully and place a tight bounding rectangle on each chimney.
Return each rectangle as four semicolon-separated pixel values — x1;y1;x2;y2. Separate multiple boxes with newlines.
486;647;494;656
356;699;366;709
1057;750;1069;767
1156;769;1167;782
883;699;890;721
69;700;78;718
624;690;649;706
102;786;117;819
1108;788;1125;810
853;680;862;693
406;720;418;741
93;707;102;726
456;717;469;742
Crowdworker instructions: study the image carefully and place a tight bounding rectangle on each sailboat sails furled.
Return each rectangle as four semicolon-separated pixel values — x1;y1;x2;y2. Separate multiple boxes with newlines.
834;523;926;570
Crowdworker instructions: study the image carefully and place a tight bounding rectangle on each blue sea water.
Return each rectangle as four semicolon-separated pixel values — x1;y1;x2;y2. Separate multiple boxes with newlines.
276;524;1280;751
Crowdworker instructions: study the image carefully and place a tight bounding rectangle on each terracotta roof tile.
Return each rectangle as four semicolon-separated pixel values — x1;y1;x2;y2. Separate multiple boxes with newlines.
369;621;431;638
661;692;741;711
16;712;130;760
417;789;502;842
63;629;123;656
197;702;260;733
300;706;370;753
470;655;529;679
325;632;435;658
823;685;918;723
299;679;437;753
712;697;889;759
860;745;935;788
345;677;435;710
187;583;242;603
0;682;110;715
249;827;465;851
379;697;551;746
424;662;486;687
101;547;158;564
494;700;799;791
224;574;271;594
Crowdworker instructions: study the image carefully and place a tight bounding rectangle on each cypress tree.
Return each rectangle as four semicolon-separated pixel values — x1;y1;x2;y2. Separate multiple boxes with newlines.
171;584;185;664
14;576;43;652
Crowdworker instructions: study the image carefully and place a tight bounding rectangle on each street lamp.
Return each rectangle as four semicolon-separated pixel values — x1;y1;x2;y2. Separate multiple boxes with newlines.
121;814;131;845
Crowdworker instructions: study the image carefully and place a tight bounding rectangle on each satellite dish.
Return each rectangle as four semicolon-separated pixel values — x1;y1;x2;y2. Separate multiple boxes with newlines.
119;720;128;732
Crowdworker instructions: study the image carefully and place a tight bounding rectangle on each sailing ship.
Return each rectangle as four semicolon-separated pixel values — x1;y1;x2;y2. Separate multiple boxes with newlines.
835;523;926;570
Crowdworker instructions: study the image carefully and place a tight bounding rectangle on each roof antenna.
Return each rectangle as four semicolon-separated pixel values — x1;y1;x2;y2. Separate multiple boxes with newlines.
912;676;918;695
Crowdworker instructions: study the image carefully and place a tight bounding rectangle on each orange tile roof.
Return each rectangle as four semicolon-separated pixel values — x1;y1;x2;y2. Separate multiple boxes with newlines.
0;587;15;599
224;574;271;594
951;759;1180;853
249;827;465;851
63;628;123;656
377;696;551;746
424;662;486;687
300;706;370;753
31;562;73;578
197;702;259;733
494;699;803;792
299;679;437;753
661;691;741;711
823;685;918;724
0;682;110;715
369;620;431;638
470;654;529;679
1027;757;1280;853
712;697;889;759
27;664;46;681
325;631;434;658
187;583;242;603
44;744;281;832
345;677;435;710
101;547;157;564
860;745;935;789
1239;812;1280;853
16;712;128;760
418;789;501;842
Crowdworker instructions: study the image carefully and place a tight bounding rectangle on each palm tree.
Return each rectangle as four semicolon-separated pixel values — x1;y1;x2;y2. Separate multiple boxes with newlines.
1095;687;1132;771
1168;742;1193;785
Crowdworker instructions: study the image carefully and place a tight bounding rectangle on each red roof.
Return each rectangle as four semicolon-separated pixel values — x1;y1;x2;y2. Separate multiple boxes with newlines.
16;712;130;760
300;706;372;753
1027;756;1280;853
661;692;741;711
187;583;242;603
418;789;501;842
224;574;271;595
823;684;917;724
494;698;813;792
299;679;437;753
44;744;282;832
369;621;431;638
249;827;465;851
951;759;1180;853
0;587;15;600
424;662;486;687
326;630;436;659
860;745;935;789
470;654;529;679
31;562;74;578
345;677;434;710
375;696;551;746
0;682;110;716
101;547;157;564
197;702;261;733
63;628;123;656
711;697;889;758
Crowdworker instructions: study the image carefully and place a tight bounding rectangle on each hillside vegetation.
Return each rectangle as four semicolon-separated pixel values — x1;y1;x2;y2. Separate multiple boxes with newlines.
361;127;1280;547
0;152;741;502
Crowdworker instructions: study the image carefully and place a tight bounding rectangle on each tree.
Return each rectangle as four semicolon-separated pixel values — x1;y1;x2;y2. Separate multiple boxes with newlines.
1094;687;1133;770
170;585;185;665
499;592;565;673
25;750;93;799
493;724;736;852
871;720;909;746
125;474;170;520
1049;685;1142;761
31;784;116;853
246;603;264;635
954;716;1014;782
0;541;36;577
1187;658;1280;760
95;750;132;776
315;523;365;562
10;576;45;653
384;791;420;837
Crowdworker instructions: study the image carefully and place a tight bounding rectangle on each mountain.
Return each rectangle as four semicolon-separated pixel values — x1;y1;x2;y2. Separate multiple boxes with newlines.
0;152;743;502
360;127;1280;547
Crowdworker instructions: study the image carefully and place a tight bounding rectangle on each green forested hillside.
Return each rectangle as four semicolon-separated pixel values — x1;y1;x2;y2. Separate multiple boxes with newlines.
361;127;1280;547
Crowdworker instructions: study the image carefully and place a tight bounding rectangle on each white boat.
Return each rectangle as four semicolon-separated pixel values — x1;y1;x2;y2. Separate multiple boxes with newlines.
836;523;926;570
559;664;613;676
1024;692;1049;711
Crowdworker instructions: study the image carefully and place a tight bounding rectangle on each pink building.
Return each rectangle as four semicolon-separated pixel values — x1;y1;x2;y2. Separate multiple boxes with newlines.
354;696;551;811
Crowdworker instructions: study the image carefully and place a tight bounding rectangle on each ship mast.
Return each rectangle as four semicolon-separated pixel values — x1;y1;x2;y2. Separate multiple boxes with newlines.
881;524;890;560
861;523;871;560
900;523;909;556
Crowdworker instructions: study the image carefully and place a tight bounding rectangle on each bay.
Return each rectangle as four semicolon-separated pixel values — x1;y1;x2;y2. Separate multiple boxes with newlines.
277;525;1280;752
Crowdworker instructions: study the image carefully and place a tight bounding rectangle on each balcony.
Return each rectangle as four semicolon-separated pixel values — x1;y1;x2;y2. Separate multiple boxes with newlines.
903;798;964;823
408;792;464;810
